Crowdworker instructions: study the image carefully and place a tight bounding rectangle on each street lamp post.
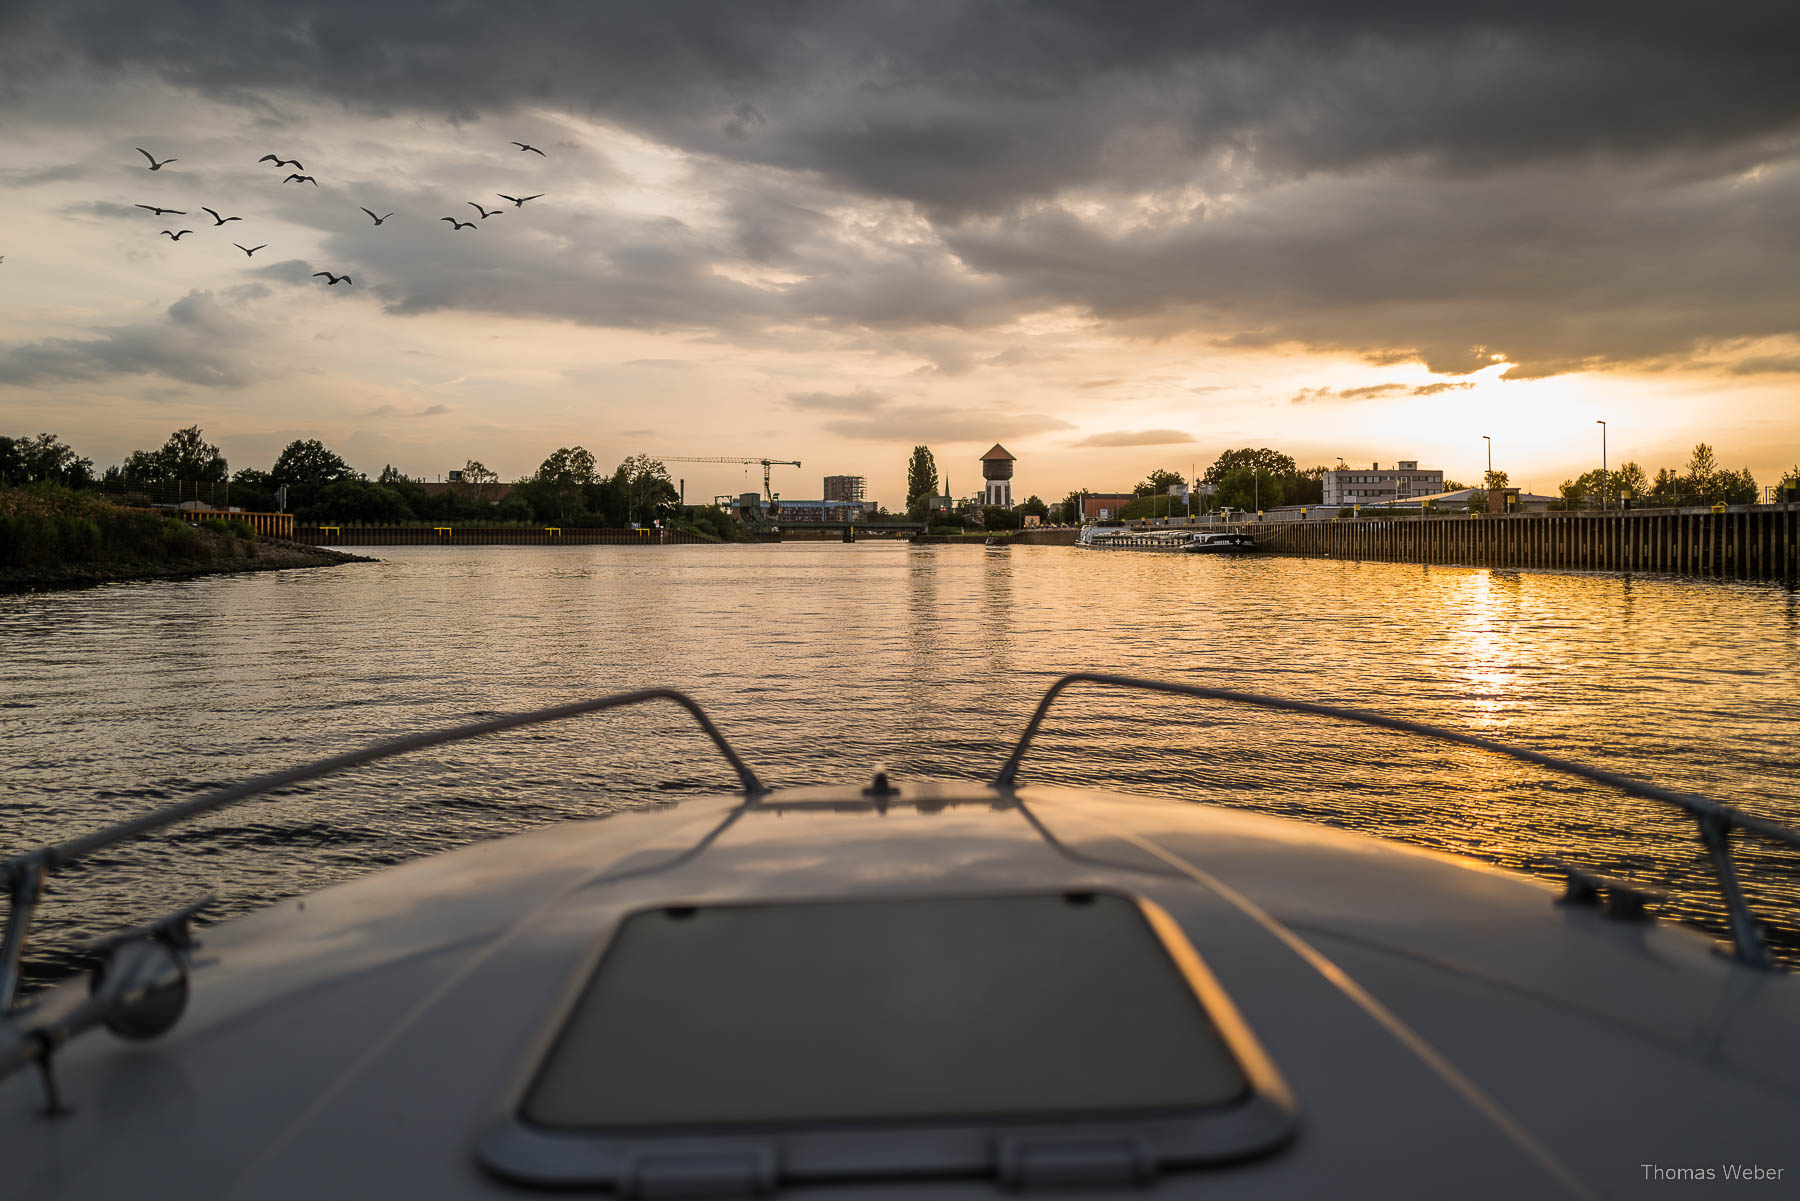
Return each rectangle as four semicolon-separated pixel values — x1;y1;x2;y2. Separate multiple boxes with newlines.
1482;435;1491;483
1596;420;1607;510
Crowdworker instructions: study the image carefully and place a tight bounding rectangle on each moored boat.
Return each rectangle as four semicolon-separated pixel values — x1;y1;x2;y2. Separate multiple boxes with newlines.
1188;532;1257;553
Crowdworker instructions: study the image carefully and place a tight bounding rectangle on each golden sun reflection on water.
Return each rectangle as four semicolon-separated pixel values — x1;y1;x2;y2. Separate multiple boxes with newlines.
1;542;1797;976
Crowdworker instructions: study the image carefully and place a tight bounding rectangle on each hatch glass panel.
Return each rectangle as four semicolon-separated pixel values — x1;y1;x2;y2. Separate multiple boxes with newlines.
527;891;1248;1128
483;889;1293;1190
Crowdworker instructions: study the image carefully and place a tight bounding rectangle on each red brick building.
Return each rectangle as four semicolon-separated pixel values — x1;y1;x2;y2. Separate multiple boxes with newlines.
1080;493;1136;521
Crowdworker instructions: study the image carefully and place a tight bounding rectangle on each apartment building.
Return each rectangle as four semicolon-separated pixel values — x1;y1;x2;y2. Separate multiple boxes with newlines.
1322;460;1445;505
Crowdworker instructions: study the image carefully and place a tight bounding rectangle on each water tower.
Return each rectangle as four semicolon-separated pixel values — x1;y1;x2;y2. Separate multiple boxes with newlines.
981;444;1015;508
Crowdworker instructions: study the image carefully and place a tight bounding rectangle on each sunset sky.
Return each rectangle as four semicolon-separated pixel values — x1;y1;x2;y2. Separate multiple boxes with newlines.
2;3;1797;506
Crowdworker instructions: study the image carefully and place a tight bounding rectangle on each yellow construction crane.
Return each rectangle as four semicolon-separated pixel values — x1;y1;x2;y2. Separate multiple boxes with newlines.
660;456;801;505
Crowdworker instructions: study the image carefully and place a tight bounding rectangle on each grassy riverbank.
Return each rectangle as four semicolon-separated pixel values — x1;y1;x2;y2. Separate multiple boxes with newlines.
0;486;370;593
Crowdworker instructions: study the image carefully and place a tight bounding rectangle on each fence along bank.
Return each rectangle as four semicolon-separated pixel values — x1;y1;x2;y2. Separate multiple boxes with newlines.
295;526;707;546
1249;506;1797;583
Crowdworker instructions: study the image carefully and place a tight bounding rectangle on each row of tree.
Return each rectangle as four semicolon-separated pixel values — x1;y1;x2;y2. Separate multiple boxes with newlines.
901;443;1334;526
1053;450;1332;522
1554;444;1762;509
0;428;701;530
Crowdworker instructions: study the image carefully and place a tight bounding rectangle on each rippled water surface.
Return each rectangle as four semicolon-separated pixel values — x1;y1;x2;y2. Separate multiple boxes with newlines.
3;543;1798;980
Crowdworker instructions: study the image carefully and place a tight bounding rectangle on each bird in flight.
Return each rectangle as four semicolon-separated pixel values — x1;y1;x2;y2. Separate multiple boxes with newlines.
440;217;476;230
259;155;304;169
160;229;192;240
497;193;543;207
284;174;319;185
136;148;176;170
135;204;185;216
312;271;352;285
467;202;501;219
201;207;243;225
233;243;268;256
511;142;546;156
360;207;395;225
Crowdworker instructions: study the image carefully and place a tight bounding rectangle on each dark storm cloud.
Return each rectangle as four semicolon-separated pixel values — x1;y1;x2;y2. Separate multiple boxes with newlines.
9;2;1800;376
1727;354;1800;375
1293;379;1478;404
19;3;1800;212
18;5;1800;203
948;159;1800;377
0;291;266;388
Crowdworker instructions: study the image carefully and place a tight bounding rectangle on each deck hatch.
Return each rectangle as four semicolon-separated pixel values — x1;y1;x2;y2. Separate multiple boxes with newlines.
481;890;1294;1190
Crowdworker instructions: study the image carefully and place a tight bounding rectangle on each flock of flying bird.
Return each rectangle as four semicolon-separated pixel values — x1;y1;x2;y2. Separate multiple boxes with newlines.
129;142;550;287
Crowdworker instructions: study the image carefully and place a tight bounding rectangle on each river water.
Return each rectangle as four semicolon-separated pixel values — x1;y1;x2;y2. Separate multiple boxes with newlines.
3;542;1798;982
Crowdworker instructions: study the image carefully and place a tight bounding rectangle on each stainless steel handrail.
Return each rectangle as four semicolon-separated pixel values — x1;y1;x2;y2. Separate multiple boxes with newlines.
995;672;1800;968
0;688;763;1012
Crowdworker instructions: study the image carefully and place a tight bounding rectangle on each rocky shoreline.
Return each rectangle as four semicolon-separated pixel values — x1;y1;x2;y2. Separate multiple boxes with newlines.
0;540;375;595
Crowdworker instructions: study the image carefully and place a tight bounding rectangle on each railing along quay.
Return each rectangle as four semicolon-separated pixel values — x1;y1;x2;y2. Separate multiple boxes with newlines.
1249;507;1798;583
131;507;295;538
294;526;707;546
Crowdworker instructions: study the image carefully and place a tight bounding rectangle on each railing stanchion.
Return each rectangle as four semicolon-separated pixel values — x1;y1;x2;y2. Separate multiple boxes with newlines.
1699;813;1771;968
0;857;46;1014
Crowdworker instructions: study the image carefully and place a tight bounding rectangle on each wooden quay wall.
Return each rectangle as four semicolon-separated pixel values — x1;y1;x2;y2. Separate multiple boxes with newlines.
1248;508;1798;583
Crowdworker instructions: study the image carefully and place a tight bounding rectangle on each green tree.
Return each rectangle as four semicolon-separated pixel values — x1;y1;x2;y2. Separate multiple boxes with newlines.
1484;469;1510;491
229;467;279;511
1614;461;1648;502
1215;465;1284;512
0;433;94;486
1059;489;1089;524
1682;443;1721;505
614;454;679;525
1202;448;1297;488
536;448;596;486
905;445;938;510
1649;467;1682;504
300;479;415;524
110;450;166;488
1558;468;1612;509
984;505;1022;530
461;459;501;503
525;447;597;519
1134;469;1186;497
1289;467;1327;506
1717;468;1759;506
155;426;228;484
270;439;356;487
1018;495;1049;519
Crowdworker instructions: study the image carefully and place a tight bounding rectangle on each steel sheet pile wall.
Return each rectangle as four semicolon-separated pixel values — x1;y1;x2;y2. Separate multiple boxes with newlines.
1250;510;1798;582
295;527;707;546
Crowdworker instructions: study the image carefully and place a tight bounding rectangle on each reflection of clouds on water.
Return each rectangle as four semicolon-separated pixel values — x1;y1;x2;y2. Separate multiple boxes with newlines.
2;542;1797;978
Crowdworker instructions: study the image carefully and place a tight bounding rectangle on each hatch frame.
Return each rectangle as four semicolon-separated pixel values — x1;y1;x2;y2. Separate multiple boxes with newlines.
475;888;1296;1192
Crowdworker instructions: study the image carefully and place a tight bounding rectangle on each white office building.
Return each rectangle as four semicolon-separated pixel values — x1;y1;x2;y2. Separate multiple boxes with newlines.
1323;461;1445;506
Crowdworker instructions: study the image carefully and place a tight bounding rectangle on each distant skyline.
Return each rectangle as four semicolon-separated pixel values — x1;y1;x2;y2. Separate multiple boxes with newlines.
2;2;1797;507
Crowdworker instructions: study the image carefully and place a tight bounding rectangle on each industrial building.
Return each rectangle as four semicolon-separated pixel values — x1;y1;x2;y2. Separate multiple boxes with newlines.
1079;493;1137;522
823;475;867;504
1322;461;1445;505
